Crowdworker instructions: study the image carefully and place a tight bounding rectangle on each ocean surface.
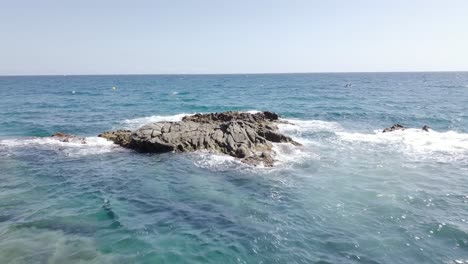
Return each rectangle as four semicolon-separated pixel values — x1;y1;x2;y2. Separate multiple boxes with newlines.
0;73;467;264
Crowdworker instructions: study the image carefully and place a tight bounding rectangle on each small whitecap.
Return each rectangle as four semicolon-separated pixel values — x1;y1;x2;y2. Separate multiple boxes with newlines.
245;110;261;114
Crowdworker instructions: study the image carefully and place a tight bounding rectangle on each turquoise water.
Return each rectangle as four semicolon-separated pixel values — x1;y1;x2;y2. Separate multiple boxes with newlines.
1;73;468;263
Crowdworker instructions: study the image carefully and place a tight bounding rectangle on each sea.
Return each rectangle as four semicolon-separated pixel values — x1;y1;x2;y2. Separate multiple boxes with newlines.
0;72;467;263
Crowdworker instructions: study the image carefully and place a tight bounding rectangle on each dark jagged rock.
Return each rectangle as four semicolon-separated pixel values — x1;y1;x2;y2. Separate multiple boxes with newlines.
99;111;301;166
382;124;405;133
422;125;430;132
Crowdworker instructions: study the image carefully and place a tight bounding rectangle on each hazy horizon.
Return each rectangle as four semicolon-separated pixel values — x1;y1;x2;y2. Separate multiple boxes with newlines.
2;70;468;77
1;0;468;75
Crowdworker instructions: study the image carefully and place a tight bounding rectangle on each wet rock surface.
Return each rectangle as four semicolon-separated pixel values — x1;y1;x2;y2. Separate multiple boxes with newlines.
382;124;405;133
99;111;300;166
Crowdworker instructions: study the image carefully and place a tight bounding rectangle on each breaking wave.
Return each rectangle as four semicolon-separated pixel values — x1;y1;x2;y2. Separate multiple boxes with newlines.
336;128;468;154
120;113;192;130
279;118;468;164
0;136;121;157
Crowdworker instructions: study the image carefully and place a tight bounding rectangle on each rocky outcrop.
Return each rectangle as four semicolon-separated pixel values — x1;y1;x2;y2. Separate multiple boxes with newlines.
382;124;405;133
99;111;300;166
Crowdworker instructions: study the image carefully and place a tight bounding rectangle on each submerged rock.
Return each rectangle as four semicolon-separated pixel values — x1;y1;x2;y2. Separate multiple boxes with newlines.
382;124;433;133
382;124;405;133
51;132;86;144
99;111;301;166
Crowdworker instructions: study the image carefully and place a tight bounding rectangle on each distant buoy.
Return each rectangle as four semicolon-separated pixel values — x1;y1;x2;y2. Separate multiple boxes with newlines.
72;91;75;94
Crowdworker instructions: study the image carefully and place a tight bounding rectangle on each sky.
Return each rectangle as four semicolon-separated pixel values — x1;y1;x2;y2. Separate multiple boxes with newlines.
1;0;468;75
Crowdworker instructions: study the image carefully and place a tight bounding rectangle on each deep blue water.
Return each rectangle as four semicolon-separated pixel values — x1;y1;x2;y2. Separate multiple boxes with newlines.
1;73;468;263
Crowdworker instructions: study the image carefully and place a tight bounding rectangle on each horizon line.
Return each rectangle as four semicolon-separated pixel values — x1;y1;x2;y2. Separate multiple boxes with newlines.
1;70;468;77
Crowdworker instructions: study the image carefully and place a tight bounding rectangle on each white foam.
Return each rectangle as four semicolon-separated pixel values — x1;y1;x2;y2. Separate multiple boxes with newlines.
191;151;243;170
337;128;468;161
279;119;342;134
277;117;468;163
277;119;342;147
190;143;317;171
272;142;319;167
0;137;121;157
120;113;191;130
277;117;468;157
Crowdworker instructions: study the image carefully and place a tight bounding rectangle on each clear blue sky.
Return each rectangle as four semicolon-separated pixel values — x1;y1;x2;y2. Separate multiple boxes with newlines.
1;0;467;75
